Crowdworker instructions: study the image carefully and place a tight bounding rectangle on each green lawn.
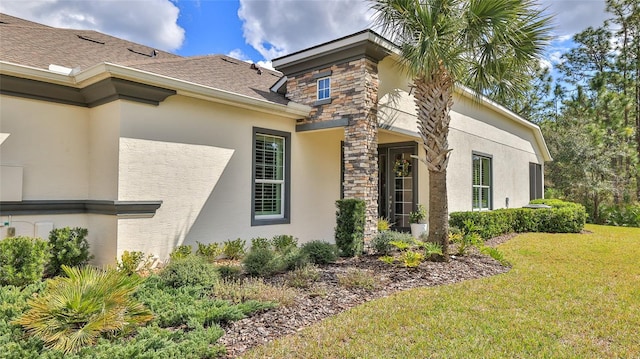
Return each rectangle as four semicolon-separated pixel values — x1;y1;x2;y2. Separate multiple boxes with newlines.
242;225;640;358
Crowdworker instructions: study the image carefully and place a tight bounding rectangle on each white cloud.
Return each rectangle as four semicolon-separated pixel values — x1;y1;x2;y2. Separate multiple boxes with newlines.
255;60;274;71
238;0;373;60
556;34;573;43
549;50;566;64
227;48;251;61
239;0;610;64
0;0;185;51
540;0;610;40
539;58;552;70
227;49;275;70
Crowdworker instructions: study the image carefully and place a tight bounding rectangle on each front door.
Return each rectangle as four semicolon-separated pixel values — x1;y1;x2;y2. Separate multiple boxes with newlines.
379;143;417;232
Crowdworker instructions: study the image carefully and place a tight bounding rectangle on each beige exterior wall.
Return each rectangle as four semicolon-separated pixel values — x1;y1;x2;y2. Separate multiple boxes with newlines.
447;96;542;211
377;57;546;214
115;96;341;260
0;96;90;200
88;102;120;200
88;214;118;265
0;91;342;264
0;95;118;264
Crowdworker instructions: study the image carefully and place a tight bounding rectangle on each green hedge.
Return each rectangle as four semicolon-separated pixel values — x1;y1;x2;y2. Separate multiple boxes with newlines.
335;199;365;257
449;200;586;239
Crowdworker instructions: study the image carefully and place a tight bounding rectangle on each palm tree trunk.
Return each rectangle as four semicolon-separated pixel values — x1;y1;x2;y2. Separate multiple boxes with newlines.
414;71;454;260
429;169;449;259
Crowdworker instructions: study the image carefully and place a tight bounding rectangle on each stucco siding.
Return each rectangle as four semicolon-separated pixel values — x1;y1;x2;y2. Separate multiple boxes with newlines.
88;102;120;200
447;96;542;211
88;214;117;265
0;213;87;239
376;57;545;214
115;96;341;260
0;96;90;200
0;95;119;262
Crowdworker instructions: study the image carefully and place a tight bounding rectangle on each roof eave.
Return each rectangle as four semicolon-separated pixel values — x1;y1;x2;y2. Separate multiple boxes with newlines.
456;86;553;162
77;63;312;119
272;30;399;76
0;61;311;119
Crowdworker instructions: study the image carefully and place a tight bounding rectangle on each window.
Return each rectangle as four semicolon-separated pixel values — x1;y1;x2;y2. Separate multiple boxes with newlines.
252;128;290;225
529;162;543;200
317;77;330;100
472;154;492;210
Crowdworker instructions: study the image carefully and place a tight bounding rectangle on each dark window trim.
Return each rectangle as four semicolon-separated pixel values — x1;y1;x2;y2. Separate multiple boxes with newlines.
251;127;291;226
529;162;543;200
312;70;333;79
313;98;332;106
471;151;493;211
340;141;344;199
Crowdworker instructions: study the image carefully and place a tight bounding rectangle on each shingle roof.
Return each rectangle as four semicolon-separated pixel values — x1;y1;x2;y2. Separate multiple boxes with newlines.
0;13;288;105
125;55;289;105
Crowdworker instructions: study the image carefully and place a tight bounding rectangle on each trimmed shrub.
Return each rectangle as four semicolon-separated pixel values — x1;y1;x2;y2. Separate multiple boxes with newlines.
335;199;365;257
242;247;282;277
0;236;49;286
47;227;92;276
371;231;413;255
216;264;242;281
530;198;580;209
223;238;246;260
0;282;47;357
449;199;586;239
280;247;310;270
300;240;338;265
250;237;271;250
169;245;193;260
117;250;152;276
271;235;298;253
159;255;219;288
195;241;223;261
14;265;152;354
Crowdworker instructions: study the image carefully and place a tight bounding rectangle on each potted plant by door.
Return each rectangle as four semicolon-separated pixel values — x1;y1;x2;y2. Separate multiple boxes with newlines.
409;204;428;238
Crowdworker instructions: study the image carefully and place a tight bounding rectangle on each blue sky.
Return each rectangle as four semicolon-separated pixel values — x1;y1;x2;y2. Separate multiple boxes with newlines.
1;0;611;70
175;1;253;57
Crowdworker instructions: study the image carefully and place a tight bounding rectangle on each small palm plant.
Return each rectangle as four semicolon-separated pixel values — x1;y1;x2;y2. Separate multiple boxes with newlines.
14;265;153;354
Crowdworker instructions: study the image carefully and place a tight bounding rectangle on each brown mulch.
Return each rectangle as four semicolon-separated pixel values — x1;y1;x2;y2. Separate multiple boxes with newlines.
219;233;517;358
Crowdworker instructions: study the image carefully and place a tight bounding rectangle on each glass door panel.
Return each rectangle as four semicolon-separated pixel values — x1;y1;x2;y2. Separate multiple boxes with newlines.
389;148;414;231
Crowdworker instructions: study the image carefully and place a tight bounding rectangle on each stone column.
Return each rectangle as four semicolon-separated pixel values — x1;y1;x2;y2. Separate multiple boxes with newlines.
284;57;380;239
342;58;379;239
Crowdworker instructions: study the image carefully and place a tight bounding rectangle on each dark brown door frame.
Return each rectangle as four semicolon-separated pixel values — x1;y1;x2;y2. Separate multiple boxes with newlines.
378;142;418;231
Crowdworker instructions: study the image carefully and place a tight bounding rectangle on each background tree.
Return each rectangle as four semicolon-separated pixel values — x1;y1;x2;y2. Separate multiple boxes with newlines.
371;0;552;258
535;0;639;223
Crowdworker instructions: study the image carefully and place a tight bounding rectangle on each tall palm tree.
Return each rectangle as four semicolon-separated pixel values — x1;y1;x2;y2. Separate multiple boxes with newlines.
372;0;552;259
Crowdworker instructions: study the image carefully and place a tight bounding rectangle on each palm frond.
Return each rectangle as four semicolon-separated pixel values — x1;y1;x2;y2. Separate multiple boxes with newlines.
13;265;152;354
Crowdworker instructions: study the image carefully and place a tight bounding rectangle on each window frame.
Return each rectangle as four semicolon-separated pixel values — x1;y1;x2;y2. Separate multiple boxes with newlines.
529;162;543;200
317;76;331;101
251;127;291;226
472;152;493;211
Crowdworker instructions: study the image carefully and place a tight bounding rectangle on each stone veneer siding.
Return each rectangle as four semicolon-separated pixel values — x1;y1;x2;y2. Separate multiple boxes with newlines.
286;58;379;239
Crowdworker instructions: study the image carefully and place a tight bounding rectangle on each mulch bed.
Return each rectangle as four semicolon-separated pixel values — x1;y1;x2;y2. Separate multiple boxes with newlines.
220;233;517;358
